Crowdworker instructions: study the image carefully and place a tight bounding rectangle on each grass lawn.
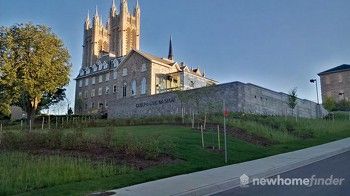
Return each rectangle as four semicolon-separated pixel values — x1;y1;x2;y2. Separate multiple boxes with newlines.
1;114;349;195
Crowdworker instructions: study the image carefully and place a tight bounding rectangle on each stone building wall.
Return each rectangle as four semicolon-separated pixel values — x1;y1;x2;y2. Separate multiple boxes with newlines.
319;70;350;102
108;82;328;119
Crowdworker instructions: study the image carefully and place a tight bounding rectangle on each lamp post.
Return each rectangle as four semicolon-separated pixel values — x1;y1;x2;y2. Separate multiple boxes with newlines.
310;79;319;104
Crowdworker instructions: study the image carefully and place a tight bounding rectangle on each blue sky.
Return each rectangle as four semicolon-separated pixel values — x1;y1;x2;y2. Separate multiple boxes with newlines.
1;0;350;112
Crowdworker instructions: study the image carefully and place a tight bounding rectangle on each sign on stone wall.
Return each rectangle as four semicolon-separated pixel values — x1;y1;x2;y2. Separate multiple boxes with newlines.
135;97;176;108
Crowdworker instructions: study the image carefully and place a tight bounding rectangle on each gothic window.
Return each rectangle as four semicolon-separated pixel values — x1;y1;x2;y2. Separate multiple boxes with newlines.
122;68;127;76
92;77;96;85
126;28;131;52
141;78;146;94
91;89;95;97
141;63;147;72
85;78;89;86
131;80;136;96
92;64;97;72
84;91;88;98
102;61;108;69
113;71;117;79
131;29;136;49
106;73;110;81
98;40;103;51
98;87;102;96
103;41;108;51
91;102;95;109
113;85;117;93
105;86;110;94
99;75;103;83
78;92;82;98
79;80;83;87
113;59;119;68
123;83;127;97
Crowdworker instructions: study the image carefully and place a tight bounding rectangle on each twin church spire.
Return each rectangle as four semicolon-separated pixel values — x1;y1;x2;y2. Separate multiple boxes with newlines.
85;0;140;29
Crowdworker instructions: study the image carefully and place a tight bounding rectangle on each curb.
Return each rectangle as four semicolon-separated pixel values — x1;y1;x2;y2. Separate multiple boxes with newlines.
202;143;350;196
106;137;350;196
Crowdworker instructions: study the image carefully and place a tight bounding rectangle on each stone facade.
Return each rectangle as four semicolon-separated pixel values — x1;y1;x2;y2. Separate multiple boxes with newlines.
75;1;216;115
82;0;140;67
75;50;216;115
108;82;328;119
318;64;350;102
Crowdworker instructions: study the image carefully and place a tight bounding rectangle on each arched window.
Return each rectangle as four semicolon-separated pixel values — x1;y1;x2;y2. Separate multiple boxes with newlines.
123;83;127;97
131;80;136;96
141;78;146;94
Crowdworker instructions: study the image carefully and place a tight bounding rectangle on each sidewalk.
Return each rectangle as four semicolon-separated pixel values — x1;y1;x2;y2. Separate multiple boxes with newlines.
105;137;350;196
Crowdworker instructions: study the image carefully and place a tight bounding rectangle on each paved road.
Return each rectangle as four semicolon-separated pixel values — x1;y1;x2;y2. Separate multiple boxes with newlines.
213;151;350;196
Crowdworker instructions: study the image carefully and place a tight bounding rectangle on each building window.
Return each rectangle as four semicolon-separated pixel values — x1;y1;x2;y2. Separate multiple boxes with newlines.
113;85;117;93
99;75;103;83
113;71;117;80
84;91;88;98
123;83;127;97
91;102;95;109
131;80;136;96
92;77;96;84
98;87;102;96
98;102;103;109
78;92;82;98
141;78;146;94
141;63;147;72
106;73;110;81
122;68;127;76
105;86;110;94
91;89;95;97
79;80;83;87
85;78;89;86
105;101;108;108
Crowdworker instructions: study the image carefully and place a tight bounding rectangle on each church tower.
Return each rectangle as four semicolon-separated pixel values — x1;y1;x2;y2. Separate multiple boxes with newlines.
109;0;140;57
82;0;140;67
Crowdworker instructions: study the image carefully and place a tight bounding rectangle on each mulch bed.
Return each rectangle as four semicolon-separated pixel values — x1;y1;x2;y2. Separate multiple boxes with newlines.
26;147;180;170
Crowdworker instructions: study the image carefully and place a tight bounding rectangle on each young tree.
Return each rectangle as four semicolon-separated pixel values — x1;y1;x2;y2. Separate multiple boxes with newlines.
0;23;71;126
288;88;298;116
323;96;336;112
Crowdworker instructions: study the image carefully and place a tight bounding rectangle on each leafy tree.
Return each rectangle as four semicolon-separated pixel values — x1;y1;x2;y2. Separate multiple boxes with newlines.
0;23;71;125
288;88;298;116
323;96;336;112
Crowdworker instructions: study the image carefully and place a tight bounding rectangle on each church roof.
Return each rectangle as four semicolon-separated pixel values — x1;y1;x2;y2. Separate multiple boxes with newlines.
318;64;350;76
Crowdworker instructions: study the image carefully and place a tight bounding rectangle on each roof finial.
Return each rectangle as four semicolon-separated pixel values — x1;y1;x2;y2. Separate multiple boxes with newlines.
112;0;116;8
168;35;174;61
86;10;90;21
95;5;99;17
136;0;140;9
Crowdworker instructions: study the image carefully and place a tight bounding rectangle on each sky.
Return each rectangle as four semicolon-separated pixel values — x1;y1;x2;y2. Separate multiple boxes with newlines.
1;0;350;113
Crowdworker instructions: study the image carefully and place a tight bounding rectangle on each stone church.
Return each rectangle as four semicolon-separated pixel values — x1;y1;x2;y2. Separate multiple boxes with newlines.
75;0;217;115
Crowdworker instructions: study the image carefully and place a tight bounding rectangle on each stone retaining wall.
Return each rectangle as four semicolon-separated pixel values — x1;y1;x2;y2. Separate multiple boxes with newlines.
108;82;327;118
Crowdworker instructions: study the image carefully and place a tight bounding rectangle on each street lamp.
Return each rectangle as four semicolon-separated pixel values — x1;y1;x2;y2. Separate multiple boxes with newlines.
310;79;319;104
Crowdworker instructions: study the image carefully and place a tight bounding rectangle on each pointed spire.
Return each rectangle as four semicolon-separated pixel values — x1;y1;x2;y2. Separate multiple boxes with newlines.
112;0;116;8
168;35;174;61
95;5;99;17
136;0;140;9
86;10;90;21
120;0;129;14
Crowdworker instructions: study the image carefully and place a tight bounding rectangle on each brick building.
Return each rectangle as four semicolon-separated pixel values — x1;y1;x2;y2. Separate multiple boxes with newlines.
318;64;350;102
